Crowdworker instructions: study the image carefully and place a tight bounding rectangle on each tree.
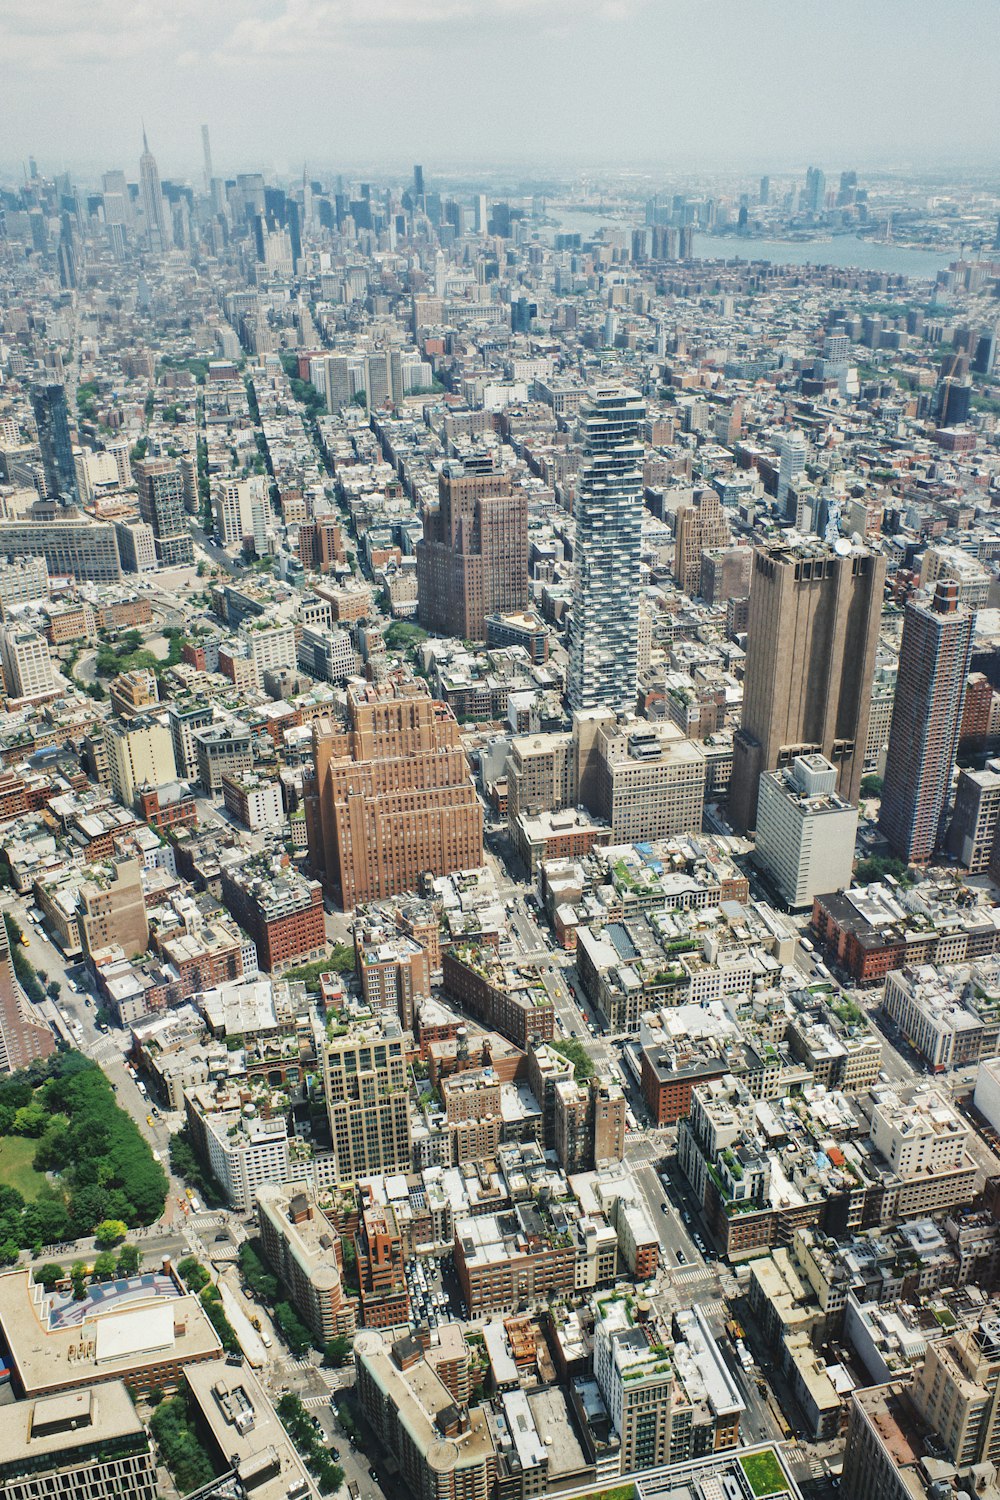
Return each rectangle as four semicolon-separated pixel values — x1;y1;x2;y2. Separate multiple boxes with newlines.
94;1218;128;1246
323;1335;353;1367
274;1300;312;1357
46;981;61;1001
92;1249;118;1279
860;774;883;796
71;1261;88;1300
117;1243;141;1275
34;1262;63;1290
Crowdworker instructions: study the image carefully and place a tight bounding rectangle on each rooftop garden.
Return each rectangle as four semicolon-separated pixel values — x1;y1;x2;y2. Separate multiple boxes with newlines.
738;1448;788;1498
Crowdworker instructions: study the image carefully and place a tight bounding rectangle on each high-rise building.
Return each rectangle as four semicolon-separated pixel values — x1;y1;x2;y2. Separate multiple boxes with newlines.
201;123;213;191
729;539;885;832
104;715;178;808
212;477;255;547
138;127;167;252
304;677;482;908
879;580;975;864
0;916;55;1075
322;1026;412;1182
257;1182;356;1344
912;1319;1000;1469
776;431;807;513
0;625;56;701
567;386;646;712
0;518;122;582
299;515;346;573
135;458;194;566
754;754;858;908
673;488;730;597
30;384;78;504
759;175;770;205
415;463;528;641
412;164;425;201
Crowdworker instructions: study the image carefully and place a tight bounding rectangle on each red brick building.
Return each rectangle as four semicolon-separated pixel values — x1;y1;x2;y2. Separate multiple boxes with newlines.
219;865;326;974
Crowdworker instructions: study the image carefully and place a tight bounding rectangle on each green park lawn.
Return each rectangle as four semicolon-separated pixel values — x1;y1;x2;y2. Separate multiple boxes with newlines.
0;1135;48;1200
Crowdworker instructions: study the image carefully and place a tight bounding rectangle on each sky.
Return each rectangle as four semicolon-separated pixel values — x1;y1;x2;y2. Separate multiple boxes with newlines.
3;0;1000;184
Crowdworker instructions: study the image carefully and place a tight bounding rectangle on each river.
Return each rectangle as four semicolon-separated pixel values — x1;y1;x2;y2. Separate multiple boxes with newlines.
539;208;955;280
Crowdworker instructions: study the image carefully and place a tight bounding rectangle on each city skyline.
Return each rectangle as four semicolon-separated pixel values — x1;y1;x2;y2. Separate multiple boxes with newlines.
3;0;1000;174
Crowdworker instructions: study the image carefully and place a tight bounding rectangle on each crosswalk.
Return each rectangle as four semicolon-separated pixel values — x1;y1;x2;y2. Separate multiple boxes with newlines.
301;1394;331;1411
280;1356;315;1373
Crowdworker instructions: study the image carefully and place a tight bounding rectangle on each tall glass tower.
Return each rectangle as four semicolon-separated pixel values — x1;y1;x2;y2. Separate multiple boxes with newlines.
567;386;646;713
30;383;78;505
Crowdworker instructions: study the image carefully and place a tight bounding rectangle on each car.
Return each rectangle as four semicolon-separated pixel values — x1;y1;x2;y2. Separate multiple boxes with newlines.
369;1469;379;1483
676;1249;686;1264
331;1448;341;1461
660;1202;668;1214
214;1232;229;1242
146;1114;154;1126
243;1287;253;1298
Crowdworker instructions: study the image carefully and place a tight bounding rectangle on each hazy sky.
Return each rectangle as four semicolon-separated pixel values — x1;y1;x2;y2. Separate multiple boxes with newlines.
3;0;1000;183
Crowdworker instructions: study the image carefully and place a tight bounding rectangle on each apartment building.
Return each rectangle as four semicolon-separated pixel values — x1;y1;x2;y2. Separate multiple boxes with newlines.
104;716;177;809
912;1319;1000;1468
78;857;149;959
0;625;56;702
322;1027;412;1183
0;518;123;582
355;1202;409;1328
304;678;482;909
222;772;284;831
673;488;730;597
454;1206;577;1316
416;462;528;641
185;1092;291;1210
220;863;325;973
354;1330;495;1500
257;1181;356;1343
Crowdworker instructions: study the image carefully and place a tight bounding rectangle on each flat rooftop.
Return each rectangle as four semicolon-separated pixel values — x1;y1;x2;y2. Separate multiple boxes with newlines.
0;1381;146;1473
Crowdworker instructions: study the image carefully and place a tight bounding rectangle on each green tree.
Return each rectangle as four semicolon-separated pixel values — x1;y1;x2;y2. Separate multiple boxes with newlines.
177;1256;211;1293
323;1335;353;1367
46;980;61;1001
13;1101;49;1137
92;1249;118;1279
34;1262;63;1290
70;1260;88;1300
117;1243;141;1275
860;774;883;796
94;1218;128;1246
274;1300;312;1356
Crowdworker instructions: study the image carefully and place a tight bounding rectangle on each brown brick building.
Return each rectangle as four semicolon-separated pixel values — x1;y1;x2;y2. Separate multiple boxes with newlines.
219;865;326;973
415;463;528;641
304;678;482;909
299;517;346;573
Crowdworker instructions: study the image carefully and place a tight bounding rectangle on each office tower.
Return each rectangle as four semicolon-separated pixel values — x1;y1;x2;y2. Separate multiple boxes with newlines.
912;1319;1000;1468
0;912;55;1075
134;457;194;566
729;539;885;832
365;351;391;408
673;488;730;596
0;1382;157;1500
567;387;646;713
879;580;975;864
415;462;528;640
0;625;56;701
30;383;78;503
754;754;858;908
937;376;972;427
777;430;807;513
138;127;167;252
759;175;770;205
101;169;132;229
805;165;826;213
201;123;213;191
322;1027;412;1181
677;224;694;259
474;192;488;232
412;164;424;200
104;715;178;808
304;678;482;908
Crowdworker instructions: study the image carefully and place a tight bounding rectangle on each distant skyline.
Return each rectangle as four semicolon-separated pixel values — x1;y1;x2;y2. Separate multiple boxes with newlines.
3;0;1000;182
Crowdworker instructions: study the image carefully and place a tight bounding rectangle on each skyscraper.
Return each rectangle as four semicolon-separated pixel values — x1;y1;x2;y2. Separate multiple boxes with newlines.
729;539;886;832
567;386;646;713
321;1026;412;1181
30;383;78;503
138;127;167;253
201;123;213;192
673;488;730;597
777;430;807;514
413;164;424;201
415;461;528;640
759;175;770;206
134;458;194;566
879;580;975;864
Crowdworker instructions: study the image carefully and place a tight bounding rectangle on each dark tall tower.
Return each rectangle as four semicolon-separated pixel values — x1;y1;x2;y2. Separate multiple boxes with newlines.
415;461;528;641
879;580;975;864
413;165;425;201
729;539;886;831
30;383;78;504
134;458;194;567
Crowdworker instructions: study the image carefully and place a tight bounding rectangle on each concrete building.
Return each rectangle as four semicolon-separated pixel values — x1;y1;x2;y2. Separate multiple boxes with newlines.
186;1094;292;1210
568;386;646;713
0;1382;156;1500
947;761;1000;872
257;1182;356;1343
185;1360;320;1500
730;539;885;831
104;717;177;809
0;625;56;701
78;857;149;960
884;965;1000;1073
673;489;729;597
304;678;482;909
700;545;753;607
754;754;858;908
134;458;194;567
114;518;157;574
0;555;49;615
416;463;528;642
354;1329;495;1500
222;772;284;831
880;582;976;864
242;620;297;680
212;477;255;548
322;1027;412;1183
194;722;253;794
593;721;706;844
912;1319;1000;1468
0;519;122;583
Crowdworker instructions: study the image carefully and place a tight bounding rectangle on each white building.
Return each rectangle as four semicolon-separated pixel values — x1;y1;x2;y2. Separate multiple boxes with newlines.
0;626;56;701
104;716;177;808
201;1105;292;1210
870;1088;972;1178
754;754;857;909
974;1056;1000;1135
297;624;357;684
213;478;254;547
242;620;297;679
